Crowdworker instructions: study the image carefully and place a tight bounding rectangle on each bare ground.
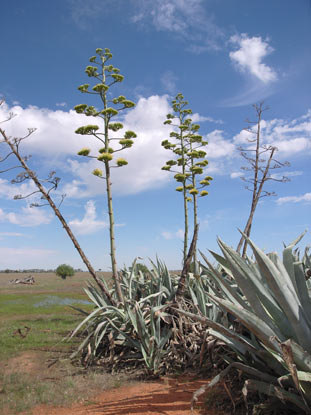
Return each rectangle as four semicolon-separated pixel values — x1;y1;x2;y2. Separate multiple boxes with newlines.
32;377;215;415
1;350;229;415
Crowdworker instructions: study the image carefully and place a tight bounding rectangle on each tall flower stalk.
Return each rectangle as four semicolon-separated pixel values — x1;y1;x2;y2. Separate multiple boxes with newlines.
74;48;136;303
162;93;212;265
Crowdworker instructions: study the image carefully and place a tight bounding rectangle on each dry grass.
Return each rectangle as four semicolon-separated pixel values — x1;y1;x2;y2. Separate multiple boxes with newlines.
0;350;129;414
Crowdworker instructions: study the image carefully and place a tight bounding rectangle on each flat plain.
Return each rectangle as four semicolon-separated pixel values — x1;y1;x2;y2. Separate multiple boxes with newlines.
0;271;127;414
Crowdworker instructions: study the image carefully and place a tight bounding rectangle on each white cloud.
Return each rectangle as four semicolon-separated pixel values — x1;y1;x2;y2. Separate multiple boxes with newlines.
2;100;309;202
0;102;92;157
63;95;174;197
261;114;311;156
233;109;311;158
69;200;108;235
191;113;223;124
161;228;183;240
230;171;244;179
272;138;310;156
0;206;52;227
0;96;173;197
205;130;236;159
56;102;67;107
0;178;38;200
229;34;277;83
233;128;254;145
270;170;303;180
276;193;311;205
220;81;275;108
131;0;224;51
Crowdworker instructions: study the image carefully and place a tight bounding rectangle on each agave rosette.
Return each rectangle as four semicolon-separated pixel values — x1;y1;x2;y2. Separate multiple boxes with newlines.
69;258;177;373
178;232;311;412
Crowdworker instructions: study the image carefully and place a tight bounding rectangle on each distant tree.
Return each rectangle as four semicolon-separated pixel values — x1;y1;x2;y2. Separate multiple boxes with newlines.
161;93;212;266
236;103;290;257
56;264;75;280
74;48;137;303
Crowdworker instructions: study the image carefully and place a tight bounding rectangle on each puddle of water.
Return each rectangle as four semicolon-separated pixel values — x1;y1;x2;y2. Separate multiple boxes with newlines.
34;295;92;307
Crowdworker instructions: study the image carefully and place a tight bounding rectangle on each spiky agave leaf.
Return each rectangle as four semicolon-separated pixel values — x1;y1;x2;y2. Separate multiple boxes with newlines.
192;233;311;412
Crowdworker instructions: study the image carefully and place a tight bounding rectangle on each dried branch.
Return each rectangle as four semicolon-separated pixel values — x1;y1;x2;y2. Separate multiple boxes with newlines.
0;165;22;174
0;101;116;306
0;151;14;163
236;103;290;257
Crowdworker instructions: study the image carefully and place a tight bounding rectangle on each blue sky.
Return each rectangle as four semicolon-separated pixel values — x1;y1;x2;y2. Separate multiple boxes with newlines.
0;0;310;270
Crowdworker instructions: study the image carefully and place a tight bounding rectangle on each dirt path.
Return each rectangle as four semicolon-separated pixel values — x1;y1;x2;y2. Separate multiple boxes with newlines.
32;377;218;415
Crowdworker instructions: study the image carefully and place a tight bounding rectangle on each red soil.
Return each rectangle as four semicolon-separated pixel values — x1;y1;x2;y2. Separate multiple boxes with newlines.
32;376;219;415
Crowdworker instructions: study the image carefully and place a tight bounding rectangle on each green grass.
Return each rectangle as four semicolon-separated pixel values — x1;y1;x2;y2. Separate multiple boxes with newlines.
0;271;124;414
0;288;95;360
0;314;82;360
1;292;91;315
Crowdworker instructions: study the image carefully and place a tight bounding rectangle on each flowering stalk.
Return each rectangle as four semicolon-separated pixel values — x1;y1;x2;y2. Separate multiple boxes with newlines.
74;48;136;303
162;94;212;267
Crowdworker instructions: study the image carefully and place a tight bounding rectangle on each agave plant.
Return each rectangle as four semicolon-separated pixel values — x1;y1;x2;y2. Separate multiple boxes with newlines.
69;255;225;375
177;231;311;413
69;258;176;374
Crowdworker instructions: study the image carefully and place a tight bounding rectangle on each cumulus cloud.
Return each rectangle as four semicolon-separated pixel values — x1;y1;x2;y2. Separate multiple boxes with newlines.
63;95;175;197
0;178;38;201
0;96;173;197
131;0;224;51
1;99;309;201
0;206;52;227
205;130;236;159
229;34;277;83
68;200;108;235
274;138;310;155
276;193;311;205
0;102;91;157
233;109;311;157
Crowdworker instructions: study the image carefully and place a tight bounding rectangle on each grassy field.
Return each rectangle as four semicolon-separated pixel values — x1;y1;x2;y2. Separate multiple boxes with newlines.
0;271;129;414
